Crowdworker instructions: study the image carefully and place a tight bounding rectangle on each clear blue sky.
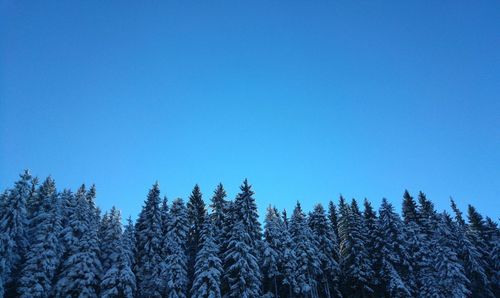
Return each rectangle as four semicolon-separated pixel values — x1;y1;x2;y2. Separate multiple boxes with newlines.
1;1;499;221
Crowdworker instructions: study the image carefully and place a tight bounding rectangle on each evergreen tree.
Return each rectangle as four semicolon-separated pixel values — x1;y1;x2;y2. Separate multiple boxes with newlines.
363;198;382;294
99;207;137;298
134;182;163;298
377;198;411;297
327;201;339;238
337;196;374;297
401;190;418;224
164;198;189;298
191;215;223;298
99;207;122;279
282;209;289;228
262;206;282;297
53;184;102;297
0;170;32;296
209;183;227;246
122;216;136;271
467;205;495;297
187;185;206;293
289;202;321;298
233;179;261;244
222;219;261;298
309;204;340;298
17;177;62;298
431;213;470;297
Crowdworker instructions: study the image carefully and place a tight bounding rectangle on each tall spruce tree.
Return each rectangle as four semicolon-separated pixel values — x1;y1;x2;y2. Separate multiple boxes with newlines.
262;206;282;297
467;205;495;297
431;213;470;297
377;198;411;297
327;201;339;239
191;215;222;298
0;170;33;297
363;198;381;294
134;182;163;298
337;196;374;297
309;204;340;298
99;207;122;279
164;198;189;298
187;185;206;293
209;183;227;246
289;202;321;298
99;207;137;298
18;177;62;298
222;218;261;298
233;179;261;244
53;184;102;297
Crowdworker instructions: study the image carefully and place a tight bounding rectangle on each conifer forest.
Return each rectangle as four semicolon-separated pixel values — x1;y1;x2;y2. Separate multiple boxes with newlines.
0;170;498;298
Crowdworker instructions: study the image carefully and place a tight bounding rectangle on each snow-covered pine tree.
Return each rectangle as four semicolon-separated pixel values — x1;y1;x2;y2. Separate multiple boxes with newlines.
282;209;288;229
53;184;102;297
309;204;341;298
363;198;382;294
466;205;495;297
191;214;223;298
164;198;189;298
484;217;500;296
262;206;282;297
187;185;206;293
327;201;339;240
417;192;438;237
449;199;491;296
209;183;227;246
233;179;261;245
377;198;412;297
222;218;261;298
0;170;33;297
337;196;374;297
289;202;321;298
99;208;136;298
134;182;163;298
122;216;136;271
223;179;262;297
430;213;470;297
402;190;419;224
99;207;123;279
17;176;62;298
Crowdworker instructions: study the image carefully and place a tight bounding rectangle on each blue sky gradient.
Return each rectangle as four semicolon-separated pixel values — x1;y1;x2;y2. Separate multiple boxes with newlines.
1;1;499;220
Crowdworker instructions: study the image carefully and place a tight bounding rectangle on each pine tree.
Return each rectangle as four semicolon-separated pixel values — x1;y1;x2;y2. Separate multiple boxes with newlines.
327;201;339;239
222;219;261;298
99;207;122;279
164;198;189;298
17;176;62;298
466;205;495;297
402;190;418;224
377;198;411;297
430;213;470;297
187;185;206;293
337;196;373;297
134;182;163;298
289;202;321;298
122;216;136;269
53;184;102;297
309;204;340;298
191;215;222;298
209;183;227;246
0;170;32;296
99;208;136;298
233;179;261;244
262;206;282;297
363;198;382;294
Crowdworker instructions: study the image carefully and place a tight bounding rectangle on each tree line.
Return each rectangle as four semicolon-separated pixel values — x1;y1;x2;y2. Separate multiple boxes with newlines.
0;170;498;297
